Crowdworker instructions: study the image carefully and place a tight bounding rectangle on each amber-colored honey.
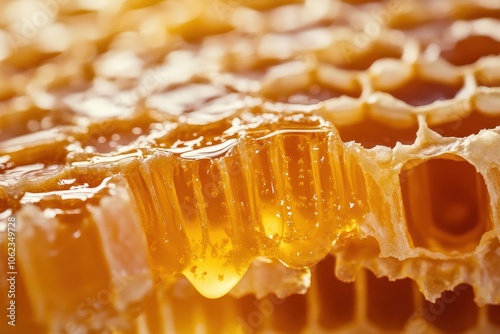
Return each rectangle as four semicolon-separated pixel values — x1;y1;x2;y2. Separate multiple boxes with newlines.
1;0;500;333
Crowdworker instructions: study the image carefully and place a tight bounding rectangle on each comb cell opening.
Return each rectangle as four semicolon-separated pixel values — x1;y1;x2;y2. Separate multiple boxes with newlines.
429;109;500;138
336;117;418;149
422;284;478;333
400;156;492;253
440;35;500;66
380;77;463;107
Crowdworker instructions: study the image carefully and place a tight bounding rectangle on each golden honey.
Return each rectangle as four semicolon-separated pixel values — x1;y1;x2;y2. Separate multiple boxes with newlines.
0;0;500;333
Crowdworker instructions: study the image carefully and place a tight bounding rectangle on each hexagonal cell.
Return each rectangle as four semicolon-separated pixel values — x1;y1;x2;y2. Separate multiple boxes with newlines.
400;156;492;253
340;0;382;3
271;294;308;333
475;71;500;88
366;271;415;330
429;109;500;138
272;82;361;104
343;43;402;71
488;305;500;327
391;18;451;35
323;41;403;71
422;284;479;333
336;117;419;149
378;77;463;107
315;256;356;330
440;35;500;66
263;75;362;104
241;0;303;11
226;58;285;81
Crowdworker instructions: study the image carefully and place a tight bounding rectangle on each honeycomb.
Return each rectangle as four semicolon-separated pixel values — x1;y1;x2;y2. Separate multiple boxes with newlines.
0;0;500;333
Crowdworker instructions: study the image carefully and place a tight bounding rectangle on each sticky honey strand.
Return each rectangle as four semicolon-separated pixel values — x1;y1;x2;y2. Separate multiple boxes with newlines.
7;112;368;302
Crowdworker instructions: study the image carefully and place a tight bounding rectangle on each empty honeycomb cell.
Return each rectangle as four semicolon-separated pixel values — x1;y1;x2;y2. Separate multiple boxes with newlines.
199;292;237;334
335;41;403;71
0;85;16;103
400;157;492;252
476;74;500;88
452;5;500;21
147;83;232;117
271;293;308;333
241;0;303;11
137;293;164;334
440;35;500;66
170;287;199;333
366;271;415;330
263;70;362;104
397;20;452;44
336;117;419;148
315;256;356;330
379;76;463;106
429;109;500;138
236;295;267;333
269;82;361;104
168;16;234;43
3;50;61;72
422;284;479;333
488;305;500;327
340;0;382;4
224;57;284;81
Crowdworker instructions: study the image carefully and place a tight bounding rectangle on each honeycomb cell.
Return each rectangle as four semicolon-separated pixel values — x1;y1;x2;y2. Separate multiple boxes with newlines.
429;109;500;138
169;15;233;43
271;294;308;333
336;117;418;148
337;42;403;71
422;284;479;333
263;70;362;104
379;76;463;107
236;295;267;333
400;156;492;252
315;256;355;330
440;35;500;66
242;0;303;11
488;304;500;327
392;18;451;36
366;271;415;330
268;82;361;104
